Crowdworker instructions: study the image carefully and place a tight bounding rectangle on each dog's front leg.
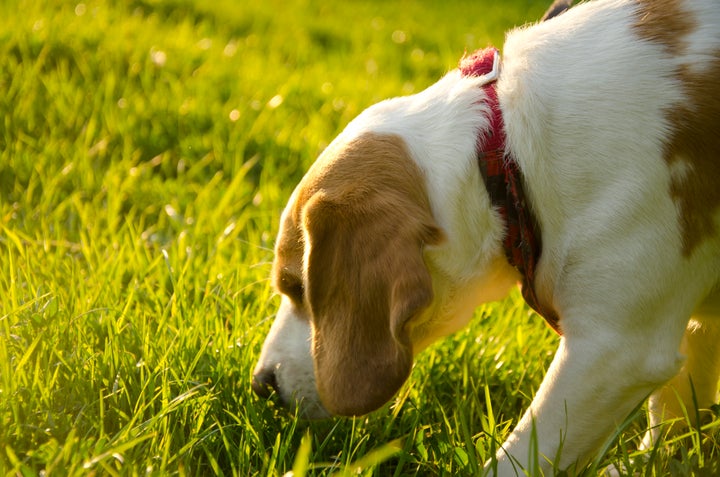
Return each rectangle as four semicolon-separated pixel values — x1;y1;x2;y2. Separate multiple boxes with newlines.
488;333;685;475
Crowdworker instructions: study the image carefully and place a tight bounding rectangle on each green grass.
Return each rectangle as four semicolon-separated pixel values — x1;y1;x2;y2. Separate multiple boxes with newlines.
0;0;718;475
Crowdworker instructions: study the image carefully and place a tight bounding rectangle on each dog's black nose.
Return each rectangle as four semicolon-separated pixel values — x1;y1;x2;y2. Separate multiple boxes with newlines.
252;368;279;399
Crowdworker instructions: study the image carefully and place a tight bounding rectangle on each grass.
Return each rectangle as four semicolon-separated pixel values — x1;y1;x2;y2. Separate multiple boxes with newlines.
0;0;718;475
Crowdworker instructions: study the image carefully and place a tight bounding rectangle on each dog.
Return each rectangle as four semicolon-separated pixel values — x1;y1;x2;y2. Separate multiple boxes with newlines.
252;0;720;473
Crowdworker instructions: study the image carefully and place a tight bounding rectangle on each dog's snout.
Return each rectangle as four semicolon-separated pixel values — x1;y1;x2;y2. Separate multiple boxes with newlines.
252;368;279;399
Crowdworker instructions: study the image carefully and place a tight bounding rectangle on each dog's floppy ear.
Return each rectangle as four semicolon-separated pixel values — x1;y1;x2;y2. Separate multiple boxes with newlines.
541;0;574;21
301;133;443;416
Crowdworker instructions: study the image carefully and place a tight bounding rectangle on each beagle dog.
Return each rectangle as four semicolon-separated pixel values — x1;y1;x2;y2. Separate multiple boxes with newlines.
253;0;720;473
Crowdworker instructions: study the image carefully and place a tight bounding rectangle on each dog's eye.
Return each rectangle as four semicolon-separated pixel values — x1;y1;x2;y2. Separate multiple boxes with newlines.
278;273;304;304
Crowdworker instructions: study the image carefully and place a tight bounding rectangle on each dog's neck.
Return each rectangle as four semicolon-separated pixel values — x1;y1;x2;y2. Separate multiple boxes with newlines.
460;48;560;333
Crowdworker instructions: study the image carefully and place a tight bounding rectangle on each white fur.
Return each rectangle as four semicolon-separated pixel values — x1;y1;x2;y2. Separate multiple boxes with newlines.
254;0;720;473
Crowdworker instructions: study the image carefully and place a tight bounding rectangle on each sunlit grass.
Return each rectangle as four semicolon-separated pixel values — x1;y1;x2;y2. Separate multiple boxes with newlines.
1;0;717;475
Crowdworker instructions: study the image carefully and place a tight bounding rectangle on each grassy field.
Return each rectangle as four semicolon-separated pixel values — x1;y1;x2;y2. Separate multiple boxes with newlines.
1;0;718;475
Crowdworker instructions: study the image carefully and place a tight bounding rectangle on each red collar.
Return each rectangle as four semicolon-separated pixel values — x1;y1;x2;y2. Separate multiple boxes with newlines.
460;48;560;334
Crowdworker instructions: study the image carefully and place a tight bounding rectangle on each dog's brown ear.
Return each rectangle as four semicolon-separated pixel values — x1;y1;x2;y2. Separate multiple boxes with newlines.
301;133;443;416
541;0;574;21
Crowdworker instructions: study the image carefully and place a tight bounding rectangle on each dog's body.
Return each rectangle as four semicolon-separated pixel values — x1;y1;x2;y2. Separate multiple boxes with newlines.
253;0;720;473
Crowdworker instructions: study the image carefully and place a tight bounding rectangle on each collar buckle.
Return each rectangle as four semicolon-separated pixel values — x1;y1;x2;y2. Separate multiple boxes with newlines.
477;49;501;85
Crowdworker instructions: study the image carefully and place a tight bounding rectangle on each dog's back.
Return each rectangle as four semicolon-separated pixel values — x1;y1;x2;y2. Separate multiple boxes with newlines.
499;0;720;290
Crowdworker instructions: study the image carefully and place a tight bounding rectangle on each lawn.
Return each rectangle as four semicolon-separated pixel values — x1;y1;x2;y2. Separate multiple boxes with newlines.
0;0;718;475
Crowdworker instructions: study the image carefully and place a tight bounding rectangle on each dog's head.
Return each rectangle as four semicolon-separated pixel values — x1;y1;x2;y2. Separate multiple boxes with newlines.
255;130;442;417
251;78;519;417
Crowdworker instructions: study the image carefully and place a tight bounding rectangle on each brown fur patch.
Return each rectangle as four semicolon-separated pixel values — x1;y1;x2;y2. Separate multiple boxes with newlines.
634;0;720;255
666;60;720;255
634;0;695;51
276;132;443;415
